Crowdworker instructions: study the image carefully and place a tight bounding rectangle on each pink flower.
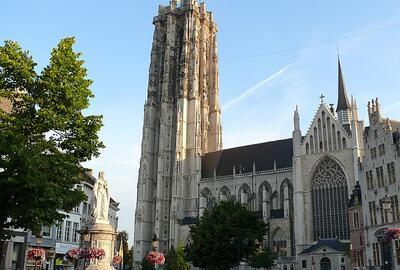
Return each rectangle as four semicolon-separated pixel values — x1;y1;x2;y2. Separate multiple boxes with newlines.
145;251;165;265
27;248;46;261
112;255;122;265
66;247;106;260
383;228;400;241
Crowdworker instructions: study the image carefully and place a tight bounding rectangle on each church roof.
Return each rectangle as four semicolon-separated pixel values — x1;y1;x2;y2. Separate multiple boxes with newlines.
299;239;346;254
336;59;351;112
201;138;293;178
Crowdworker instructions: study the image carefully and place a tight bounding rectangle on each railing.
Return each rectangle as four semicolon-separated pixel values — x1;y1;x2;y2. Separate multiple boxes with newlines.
200;167;293;182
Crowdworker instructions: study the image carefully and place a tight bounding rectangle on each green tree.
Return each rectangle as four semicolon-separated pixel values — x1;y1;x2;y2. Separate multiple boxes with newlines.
119;231;133;270
0;38;104;239
141;257;155;270
189;200;266;270
165;244;190;270
248;247;274;269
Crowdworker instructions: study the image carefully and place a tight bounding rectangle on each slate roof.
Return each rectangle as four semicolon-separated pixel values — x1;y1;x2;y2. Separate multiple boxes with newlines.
201;138;293;178
299;239;346;254
337;59;351;112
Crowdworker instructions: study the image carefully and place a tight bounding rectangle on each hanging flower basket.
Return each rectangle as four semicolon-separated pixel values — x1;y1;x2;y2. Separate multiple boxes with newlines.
112;255;122;265
85;248;106;260
383;228;400;241
27;248;46;261
66;247;106;260
66;248;82;260
145;251;165;265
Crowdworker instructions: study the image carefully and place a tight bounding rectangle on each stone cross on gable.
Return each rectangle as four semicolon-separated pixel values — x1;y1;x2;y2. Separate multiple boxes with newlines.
320;94;325;104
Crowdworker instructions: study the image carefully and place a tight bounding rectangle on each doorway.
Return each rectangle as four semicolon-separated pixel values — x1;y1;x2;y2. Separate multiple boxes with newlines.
320;257;331;270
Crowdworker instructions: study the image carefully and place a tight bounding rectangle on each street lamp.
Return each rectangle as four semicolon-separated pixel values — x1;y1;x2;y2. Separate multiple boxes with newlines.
152;234;159;252
35;234;43;270
79;227;90;270
230;237;248;270
382;195;392;212
35;234;43;246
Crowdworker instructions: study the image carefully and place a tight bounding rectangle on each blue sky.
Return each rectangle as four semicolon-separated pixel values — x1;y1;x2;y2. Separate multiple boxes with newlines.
2;0;400;244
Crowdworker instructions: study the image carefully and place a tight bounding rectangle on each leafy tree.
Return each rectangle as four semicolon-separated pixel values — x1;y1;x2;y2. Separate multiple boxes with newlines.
0;38;104;239
118;231;133;270
165;244;190;270
141;257;155;270
248;247;274;269
189;200;266;270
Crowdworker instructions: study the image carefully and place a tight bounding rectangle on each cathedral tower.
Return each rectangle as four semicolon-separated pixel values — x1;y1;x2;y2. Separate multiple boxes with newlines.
134;0;222;263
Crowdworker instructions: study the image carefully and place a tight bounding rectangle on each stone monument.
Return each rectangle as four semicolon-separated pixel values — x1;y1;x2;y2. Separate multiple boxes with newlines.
87;172;116;270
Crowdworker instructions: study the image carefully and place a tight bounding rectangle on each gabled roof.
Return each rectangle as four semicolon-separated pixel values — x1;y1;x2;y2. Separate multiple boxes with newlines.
336;59;351;112
201;138;293;178
299;239;346;254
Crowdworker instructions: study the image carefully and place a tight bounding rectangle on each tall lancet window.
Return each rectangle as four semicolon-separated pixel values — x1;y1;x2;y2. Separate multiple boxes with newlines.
311;157;349;241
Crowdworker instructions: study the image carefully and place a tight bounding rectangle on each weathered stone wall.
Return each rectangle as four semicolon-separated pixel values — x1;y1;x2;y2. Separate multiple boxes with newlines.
134;0;222;263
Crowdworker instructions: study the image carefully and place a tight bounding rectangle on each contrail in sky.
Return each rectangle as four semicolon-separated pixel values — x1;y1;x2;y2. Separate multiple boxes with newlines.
222;62;296;111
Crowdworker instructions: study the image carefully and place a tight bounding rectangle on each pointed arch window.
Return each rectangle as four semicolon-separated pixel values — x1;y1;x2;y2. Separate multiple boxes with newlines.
311;157;349;241
310;136;314;154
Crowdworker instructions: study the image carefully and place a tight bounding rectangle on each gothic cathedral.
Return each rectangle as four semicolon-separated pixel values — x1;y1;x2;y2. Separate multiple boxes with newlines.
135;1;400;269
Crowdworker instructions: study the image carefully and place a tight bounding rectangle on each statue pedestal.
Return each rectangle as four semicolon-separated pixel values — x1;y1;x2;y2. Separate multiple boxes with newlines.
87;223;116;270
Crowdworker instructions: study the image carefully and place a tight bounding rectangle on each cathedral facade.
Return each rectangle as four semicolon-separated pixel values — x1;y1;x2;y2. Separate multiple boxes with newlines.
134;1;400;269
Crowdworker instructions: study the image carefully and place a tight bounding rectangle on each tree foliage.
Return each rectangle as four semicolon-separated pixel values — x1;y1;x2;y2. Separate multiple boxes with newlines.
165;244;190;270
248;247;274;269
189;200;266;270
141;257;154;270
0;38;104;239
119;231;133;270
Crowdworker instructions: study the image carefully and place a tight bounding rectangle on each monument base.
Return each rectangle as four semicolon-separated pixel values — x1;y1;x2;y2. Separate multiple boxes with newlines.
86;223;116;270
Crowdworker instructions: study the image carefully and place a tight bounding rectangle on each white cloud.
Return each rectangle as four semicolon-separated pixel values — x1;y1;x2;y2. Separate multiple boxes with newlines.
222;62;297;111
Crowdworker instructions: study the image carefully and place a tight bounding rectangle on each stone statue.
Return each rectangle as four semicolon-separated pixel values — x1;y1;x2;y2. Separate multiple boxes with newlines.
90;171;110;224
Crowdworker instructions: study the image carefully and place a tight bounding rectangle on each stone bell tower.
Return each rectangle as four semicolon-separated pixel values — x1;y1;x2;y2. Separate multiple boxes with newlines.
133;0;222;263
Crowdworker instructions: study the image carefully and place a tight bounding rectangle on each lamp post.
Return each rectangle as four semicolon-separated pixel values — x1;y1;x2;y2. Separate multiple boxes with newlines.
230;237;248;270
35;234;43;270
151;234;159;252
152;234;160;270
380;195;396;270
79;227;90;270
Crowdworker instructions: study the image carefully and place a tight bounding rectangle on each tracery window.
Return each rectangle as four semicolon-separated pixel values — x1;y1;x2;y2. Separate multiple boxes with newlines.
311;157;349;241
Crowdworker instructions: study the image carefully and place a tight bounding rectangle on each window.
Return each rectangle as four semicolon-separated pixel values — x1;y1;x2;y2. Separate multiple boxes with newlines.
57;222;63;240
387;162;396;184
353;212;360;229
72;222;79;243
376;166;384;187
373;243;380;266
380;199;389;224
302;260;307;268
72;205;80;214
369;201;377;225
371;148;377;159
65;221;71;242
395;240;400;265
83;202;88;217
379;144;386;156
366;170;374;190
42;226;51;237
311;157;349;240
355;250;364;267
391;195;400;222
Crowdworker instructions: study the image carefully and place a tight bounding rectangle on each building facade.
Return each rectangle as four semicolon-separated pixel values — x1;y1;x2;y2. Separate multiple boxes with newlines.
348;182;366;269
360;100;400;270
